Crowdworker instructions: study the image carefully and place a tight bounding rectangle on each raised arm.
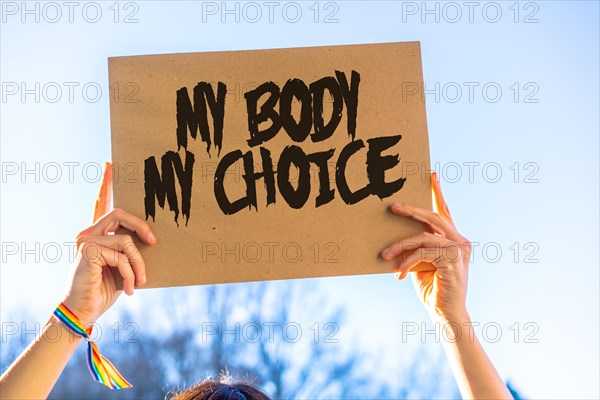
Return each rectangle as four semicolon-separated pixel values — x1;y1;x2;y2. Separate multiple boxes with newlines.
382;172;512;399
0;163;156;399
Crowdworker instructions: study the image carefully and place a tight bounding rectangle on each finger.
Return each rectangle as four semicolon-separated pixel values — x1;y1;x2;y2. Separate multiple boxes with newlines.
395;270;410;280
80;243;136;295
390;203;465;244
83;208;156;245
410;270;435;289
381;232;458;261
93;162;113;223
397;248;441;273
394;262;436;279
77;235;146;286
431;171;454;225
394;246;457;280
394;250;440;280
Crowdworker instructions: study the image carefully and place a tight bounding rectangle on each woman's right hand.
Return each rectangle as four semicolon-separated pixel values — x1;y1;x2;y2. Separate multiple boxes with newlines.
381;172;472;322
62;162;157;326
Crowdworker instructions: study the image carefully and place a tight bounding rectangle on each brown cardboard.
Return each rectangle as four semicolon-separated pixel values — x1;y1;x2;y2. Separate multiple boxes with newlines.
108;42;432;289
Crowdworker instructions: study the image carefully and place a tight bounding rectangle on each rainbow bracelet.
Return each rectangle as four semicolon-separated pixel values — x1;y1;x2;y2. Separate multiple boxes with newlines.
53;303;132;389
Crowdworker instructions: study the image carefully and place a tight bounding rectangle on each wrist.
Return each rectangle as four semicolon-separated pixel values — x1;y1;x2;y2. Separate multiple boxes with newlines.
44;316;83;347
430;310;482;346
430;307;471;326
61;298;97;328
61;296;98;329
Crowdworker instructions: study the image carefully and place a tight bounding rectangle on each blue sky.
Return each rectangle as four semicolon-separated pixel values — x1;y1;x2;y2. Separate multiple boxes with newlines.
1;1;599;398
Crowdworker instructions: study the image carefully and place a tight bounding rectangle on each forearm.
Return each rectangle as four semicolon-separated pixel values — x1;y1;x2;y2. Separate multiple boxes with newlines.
0;315;81;400
436;312;512;400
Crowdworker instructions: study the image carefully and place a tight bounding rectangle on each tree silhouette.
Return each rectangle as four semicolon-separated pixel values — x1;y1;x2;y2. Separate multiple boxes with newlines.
39;281;377;399
1;281;518;399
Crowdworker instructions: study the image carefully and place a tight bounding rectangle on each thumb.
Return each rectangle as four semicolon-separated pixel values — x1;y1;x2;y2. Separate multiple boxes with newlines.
93;162;113;223
431;171;454;225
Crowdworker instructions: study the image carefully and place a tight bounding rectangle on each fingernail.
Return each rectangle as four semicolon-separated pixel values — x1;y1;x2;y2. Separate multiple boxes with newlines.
381;248;390;258
393;203;403;208
148;232;156;243
141;274;147;285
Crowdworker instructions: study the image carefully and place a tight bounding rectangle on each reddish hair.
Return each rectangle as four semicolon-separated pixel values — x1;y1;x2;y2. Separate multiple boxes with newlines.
169;377;271;400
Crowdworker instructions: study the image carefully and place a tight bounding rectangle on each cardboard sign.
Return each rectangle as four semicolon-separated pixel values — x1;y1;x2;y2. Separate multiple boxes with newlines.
108;41;432;289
